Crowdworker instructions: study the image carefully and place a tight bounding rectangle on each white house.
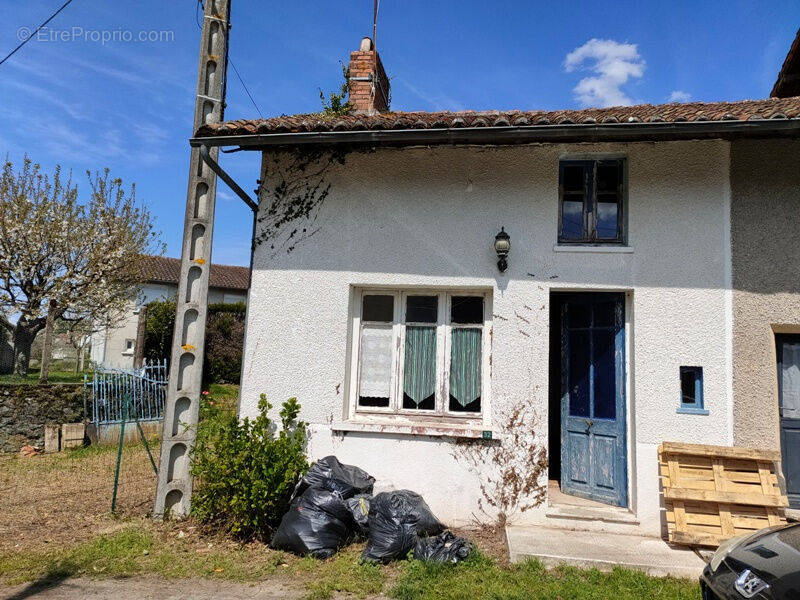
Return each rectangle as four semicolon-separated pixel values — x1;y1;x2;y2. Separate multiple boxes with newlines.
90;255;248;369
189;36;800;538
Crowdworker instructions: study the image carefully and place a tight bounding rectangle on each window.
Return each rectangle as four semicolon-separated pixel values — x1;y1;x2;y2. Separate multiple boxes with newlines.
678;366;707;414
123;339;135;355
559;159;625;244
353;290;489;418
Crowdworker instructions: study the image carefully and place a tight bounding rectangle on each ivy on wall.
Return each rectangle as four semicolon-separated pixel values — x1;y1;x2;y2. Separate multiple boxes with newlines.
255;147;351;256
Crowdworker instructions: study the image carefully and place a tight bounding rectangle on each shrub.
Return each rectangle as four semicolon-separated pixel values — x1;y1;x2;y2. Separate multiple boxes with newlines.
143;298;177;364
203;303;246;384
142;300;245;384
190;392;308;540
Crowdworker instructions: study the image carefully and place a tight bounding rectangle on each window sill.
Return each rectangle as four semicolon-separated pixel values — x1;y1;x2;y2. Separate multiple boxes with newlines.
553;245;634;254
676;407;709;415
121;351;134;356
331;420;501;440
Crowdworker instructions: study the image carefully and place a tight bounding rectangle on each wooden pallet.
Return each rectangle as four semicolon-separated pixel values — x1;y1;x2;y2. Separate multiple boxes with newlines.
659;442;788;548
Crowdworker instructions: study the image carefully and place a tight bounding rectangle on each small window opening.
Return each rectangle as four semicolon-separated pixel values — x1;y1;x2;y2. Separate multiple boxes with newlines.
678;366;705;413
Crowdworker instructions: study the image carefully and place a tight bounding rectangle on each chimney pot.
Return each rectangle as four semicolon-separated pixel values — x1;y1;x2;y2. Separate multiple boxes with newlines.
348;37;390;115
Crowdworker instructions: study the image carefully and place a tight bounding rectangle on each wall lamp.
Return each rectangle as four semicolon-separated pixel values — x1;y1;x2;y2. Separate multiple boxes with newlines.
494;227;511;272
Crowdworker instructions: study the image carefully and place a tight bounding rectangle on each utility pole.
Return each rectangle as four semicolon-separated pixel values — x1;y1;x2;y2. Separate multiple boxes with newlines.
153;0;231;519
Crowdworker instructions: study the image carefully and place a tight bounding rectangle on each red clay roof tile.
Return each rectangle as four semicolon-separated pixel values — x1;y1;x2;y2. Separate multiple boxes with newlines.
138;255;248;291
196;97;800;139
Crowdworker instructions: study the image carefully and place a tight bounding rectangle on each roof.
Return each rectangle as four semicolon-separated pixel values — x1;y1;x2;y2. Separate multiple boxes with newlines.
138;255;249;291
772;29;800;98
196;97;800;145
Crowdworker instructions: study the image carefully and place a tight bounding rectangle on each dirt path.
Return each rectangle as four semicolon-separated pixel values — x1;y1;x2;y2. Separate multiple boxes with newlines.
0;445;158;553
0;576;350;600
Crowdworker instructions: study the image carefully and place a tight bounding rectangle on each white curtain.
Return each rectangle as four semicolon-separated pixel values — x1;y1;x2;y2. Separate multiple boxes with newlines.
783;342;800;419
359;325;393;399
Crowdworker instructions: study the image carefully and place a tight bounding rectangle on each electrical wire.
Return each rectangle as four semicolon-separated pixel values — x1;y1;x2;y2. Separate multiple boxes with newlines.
195;0;263;119
229;59;264;119
0;0;76;67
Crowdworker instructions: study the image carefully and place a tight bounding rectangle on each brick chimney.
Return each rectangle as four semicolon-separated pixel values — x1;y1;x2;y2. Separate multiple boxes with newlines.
348;37;390;115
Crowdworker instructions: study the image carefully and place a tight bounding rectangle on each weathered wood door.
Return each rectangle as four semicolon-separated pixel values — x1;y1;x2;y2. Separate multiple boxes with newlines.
777;334;800;508
560;293;627;507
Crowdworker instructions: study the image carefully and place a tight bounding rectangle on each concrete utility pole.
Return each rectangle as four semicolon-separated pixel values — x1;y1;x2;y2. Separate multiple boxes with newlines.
153;0;231;519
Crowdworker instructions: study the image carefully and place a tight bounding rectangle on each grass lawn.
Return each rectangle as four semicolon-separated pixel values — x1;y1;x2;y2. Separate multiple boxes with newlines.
0;369;89;385
205;382;240;408
0;528;700;599
0;433;702;599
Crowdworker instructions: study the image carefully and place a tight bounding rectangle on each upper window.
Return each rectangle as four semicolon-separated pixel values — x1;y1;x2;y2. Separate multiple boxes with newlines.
353;290;489;418
559;159;625;244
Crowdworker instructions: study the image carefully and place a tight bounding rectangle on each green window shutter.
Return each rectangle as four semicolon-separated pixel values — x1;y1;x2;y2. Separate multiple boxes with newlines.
450;328;482;407
403;325;437;405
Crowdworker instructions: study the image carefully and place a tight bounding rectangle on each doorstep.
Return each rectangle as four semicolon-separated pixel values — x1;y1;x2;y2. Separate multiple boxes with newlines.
505;525;708;579
545;503;640;526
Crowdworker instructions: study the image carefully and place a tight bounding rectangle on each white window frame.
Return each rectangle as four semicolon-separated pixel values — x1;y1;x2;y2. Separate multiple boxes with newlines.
347;288;492;425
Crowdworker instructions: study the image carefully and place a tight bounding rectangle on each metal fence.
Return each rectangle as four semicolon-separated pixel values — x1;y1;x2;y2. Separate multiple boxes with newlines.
84;359;168;425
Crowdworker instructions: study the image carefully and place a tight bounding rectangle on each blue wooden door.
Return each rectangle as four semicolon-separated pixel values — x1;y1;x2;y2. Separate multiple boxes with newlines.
777;334;800;508
560;293;627;507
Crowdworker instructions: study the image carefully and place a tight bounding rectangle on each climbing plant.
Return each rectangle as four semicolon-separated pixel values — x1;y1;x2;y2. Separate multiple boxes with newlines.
318;64;351;117
451;397;548;527
255;147;350;256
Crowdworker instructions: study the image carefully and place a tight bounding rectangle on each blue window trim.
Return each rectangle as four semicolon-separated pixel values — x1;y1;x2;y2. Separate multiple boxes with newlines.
677;366;707;415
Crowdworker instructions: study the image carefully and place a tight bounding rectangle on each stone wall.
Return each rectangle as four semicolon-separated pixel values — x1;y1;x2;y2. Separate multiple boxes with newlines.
0;384;85;452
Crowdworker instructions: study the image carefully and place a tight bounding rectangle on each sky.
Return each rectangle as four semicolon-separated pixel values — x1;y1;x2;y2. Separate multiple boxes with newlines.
1;0;797;267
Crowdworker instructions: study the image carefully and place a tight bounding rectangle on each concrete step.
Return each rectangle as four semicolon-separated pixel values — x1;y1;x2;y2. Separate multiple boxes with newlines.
505;525;709;579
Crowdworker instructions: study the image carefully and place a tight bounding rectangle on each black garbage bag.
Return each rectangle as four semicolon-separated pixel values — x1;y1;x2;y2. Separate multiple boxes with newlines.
362;490;445;563
413;530;473;564
270;487;355;558
293;456;376;500
345;494;371;536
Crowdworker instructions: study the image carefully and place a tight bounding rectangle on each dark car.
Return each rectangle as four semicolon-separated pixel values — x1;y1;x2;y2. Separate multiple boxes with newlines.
701;523;800;599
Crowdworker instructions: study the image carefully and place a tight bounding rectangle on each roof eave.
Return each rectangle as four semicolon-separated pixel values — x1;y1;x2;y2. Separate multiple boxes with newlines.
190;119;800;149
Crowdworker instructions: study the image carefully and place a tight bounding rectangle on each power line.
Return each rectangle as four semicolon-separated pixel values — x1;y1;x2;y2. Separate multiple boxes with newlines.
195;0;263;119
0;0;76;67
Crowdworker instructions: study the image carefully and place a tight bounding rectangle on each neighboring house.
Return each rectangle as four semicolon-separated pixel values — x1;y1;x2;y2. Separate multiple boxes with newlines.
90;255;248;369
191;34;800;536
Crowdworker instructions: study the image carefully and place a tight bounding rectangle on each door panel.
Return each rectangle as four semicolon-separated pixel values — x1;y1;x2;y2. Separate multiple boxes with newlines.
560;293;627;507
777;334;800;508
567;431;590;483
592;435;616;490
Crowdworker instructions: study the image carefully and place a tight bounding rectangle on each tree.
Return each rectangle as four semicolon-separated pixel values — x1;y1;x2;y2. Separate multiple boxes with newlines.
0;158;163;377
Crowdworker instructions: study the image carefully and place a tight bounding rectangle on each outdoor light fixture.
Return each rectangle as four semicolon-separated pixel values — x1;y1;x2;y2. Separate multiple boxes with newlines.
494;227;511;272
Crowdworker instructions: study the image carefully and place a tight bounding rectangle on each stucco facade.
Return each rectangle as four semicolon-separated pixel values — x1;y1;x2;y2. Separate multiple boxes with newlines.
731;139;800;450
240;140;735;535
91;282;246;369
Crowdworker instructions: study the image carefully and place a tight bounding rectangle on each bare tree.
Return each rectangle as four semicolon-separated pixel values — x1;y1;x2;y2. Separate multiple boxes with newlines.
0;158;163;377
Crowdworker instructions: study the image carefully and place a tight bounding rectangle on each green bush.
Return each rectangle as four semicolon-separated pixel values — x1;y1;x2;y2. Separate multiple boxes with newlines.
190;393;308;540
143;299;176;364
203;303;246;384
142;300;245;384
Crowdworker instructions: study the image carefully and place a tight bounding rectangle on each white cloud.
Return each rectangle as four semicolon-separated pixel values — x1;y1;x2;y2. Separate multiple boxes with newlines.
668;90;692;102
564;39;645;108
